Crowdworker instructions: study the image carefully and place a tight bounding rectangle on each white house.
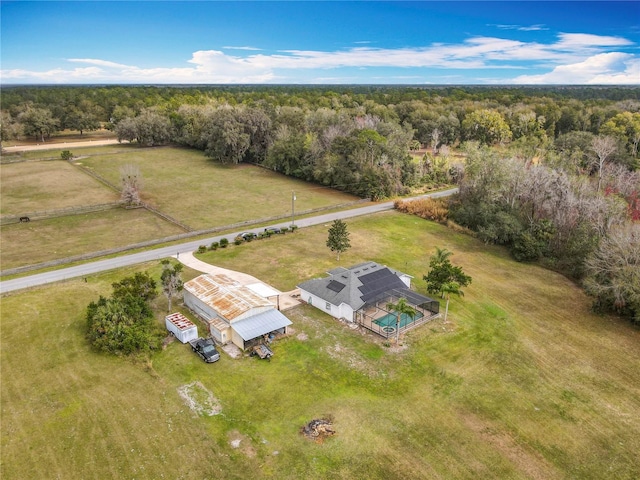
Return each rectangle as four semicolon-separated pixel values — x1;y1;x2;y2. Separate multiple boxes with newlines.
183;273;292;350
297;261;439;338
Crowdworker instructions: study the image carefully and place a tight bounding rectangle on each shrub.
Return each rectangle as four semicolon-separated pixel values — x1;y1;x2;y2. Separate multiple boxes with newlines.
209;241;219;250
511;231;543;262
395;197;449;223
234;239;243;245
60;150;74;161
197;245;207;254
219;238;229;248
86;272;162;356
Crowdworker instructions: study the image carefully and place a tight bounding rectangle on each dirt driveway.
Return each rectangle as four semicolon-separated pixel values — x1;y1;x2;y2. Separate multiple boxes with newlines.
3;139;122;152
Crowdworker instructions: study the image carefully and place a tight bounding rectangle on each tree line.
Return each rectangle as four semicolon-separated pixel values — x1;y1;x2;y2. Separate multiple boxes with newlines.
2;86;639;199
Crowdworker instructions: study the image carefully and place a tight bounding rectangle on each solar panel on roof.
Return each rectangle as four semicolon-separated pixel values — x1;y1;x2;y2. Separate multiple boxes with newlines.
327;280;346;293
359;268;390;284
358;268;407;303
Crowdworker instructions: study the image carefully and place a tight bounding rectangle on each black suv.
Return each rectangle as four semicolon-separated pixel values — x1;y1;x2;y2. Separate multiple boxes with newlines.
264;227;282;235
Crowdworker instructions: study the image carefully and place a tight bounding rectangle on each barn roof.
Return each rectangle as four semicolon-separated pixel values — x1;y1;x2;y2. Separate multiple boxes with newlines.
183;274;274;321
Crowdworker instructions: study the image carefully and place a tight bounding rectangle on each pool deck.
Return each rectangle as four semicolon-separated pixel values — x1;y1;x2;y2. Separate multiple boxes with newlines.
358;304;440;339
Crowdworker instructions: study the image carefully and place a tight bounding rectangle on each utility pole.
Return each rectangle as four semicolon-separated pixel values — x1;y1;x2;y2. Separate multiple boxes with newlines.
291;191;296;228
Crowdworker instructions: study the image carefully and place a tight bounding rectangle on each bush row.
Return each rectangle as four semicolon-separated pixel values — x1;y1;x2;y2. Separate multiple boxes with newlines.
196;226;298;254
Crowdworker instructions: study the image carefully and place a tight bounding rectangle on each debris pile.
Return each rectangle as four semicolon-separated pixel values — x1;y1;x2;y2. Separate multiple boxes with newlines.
301;418;335;442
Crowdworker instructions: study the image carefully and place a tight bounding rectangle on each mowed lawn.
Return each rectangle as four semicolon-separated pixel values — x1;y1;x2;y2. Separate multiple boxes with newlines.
2;212;639;479
0;160;118;216
79;146;360;230
0;208;185;270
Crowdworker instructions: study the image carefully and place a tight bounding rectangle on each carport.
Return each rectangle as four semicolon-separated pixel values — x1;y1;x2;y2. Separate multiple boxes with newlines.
231;309;292;350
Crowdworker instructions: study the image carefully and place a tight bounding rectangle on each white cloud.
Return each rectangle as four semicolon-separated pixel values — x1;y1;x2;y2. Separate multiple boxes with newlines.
511;52;640;84
1;32;637;84
554;33;633;49
67;58;132;69
222;46;262;51
492;24;548;32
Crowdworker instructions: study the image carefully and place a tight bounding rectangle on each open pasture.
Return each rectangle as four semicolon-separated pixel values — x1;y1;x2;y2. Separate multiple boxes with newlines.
2;212;639;479
79;146;360;230
0;160;118;216
0;208;185;270
1;145;360;270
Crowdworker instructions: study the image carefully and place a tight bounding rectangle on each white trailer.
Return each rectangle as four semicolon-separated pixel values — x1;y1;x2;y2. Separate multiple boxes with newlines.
165;313;198;344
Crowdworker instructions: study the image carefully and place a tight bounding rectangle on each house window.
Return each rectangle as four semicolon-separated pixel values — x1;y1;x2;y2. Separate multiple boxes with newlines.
325;302;331;311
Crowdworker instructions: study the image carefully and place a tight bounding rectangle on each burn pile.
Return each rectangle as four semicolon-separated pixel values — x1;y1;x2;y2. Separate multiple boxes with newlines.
301;417;335;442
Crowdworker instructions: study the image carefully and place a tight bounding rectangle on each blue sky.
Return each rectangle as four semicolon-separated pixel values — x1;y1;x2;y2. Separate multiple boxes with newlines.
1;1;639;84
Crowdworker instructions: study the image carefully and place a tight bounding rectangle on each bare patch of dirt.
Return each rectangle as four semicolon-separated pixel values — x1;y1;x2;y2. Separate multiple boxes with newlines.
228;430;257;457
177;381;221;416
296;332;308;341
325;342;378;377
220;342;242;359
162;334;175;349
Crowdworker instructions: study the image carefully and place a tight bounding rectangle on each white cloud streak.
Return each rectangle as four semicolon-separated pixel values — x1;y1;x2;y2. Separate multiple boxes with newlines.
1;32;637;84
222;46;262;51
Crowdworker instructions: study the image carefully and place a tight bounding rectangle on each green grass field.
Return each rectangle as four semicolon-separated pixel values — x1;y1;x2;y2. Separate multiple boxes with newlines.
0;208;186;270
1;145;359;271
2;212;639;479
79;146;359;230
0;160;118;215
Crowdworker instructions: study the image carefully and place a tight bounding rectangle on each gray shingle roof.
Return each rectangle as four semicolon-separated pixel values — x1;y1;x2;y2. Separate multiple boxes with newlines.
298;262;411;310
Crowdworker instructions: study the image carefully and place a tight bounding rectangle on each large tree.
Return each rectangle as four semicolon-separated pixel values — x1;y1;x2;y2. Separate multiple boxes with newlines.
591;135;617;193
160;260;184;312
120;164;143;206
584;223;640;324
18;107;59;142
86;272;161;355
462;109;512;146
601;111;640;157
326;219;351;261
65;107;100;135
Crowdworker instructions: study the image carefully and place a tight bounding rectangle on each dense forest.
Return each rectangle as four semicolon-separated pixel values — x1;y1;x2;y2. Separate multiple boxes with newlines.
1;85;639;323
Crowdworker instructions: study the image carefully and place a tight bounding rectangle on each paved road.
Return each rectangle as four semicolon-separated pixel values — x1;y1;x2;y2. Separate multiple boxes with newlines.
0;188;457;294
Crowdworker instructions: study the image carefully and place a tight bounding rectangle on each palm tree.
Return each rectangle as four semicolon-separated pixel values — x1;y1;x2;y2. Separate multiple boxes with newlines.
433;246;453;264
441;281;464;323
386;297;416;344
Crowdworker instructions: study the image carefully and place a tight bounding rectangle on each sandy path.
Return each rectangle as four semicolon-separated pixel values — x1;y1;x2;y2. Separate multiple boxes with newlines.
3;138;122;152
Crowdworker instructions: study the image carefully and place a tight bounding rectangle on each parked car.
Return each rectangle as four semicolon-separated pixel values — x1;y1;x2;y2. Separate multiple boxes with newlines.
189;337;220;363
264;227;282;235
235;232;256;241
